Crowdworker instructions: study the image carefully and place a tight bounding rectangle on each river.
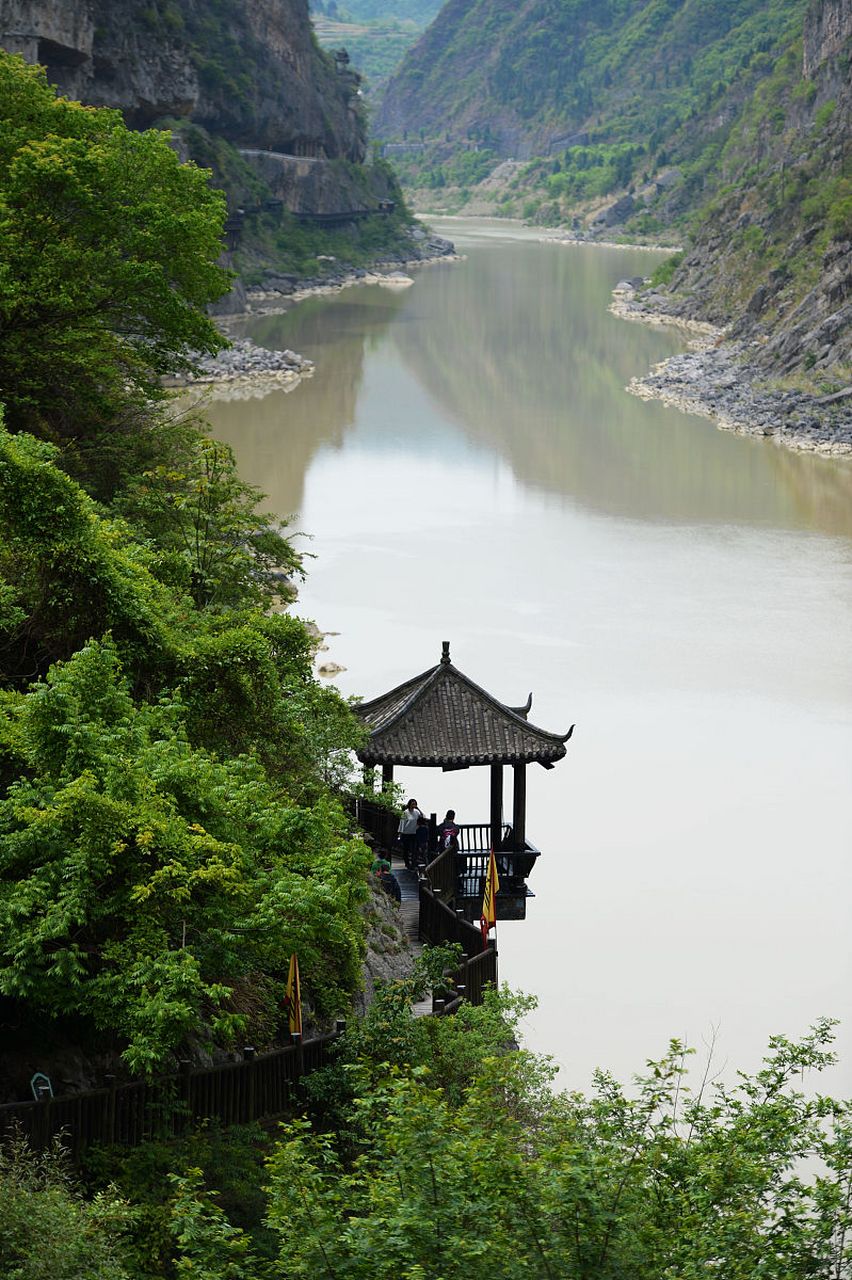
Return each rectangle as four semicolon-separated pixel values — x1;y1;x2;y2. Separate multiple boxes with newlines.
204;219;852;1092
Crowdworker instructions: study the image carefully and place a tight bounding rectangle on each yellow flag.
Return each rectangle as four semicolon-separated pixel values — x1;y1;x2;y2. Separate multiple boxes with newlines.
479;848;499;948
284;953;302;1038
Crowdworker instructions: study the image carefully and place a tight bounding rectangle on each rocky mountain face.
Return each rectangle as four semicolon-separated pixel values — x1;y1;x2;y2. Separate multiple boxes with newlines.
0;0;365;160
657;0;851;377
377;0;849;383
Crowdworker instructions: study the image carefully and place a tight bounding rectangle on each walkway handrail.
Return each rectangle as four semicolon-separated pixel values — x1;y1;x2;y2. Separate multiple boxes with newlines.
3;808;503;1158
0;1031;340;1157
425;847;455;898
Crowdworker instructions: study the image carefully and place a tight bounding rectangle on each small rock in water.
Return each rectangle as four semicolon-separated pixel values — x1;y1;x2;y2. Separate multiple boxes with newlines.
318;661;346;678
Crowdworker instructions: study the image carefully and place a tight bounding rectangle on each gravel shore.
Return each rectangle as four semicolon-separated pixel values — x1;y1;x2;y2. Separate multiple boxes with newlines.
172;233;459;394
611;285;852;458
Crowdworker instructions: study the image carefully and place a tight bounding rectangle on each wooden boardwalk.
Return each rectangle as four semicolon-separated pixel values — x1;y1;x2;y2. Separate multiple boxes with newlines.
391;852;421;947
390;853;433;1018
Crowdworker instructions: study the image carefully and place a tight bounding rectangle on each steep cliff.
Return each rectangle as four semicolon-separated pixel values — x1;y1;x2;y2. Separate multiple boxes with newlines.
0;0;425;285
0;0;365;159
652;0;851;377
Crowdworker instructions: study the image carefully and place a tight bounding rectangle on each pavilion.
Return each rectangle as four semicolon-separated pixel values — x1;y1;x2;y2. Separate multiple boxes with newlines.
355;642;573;919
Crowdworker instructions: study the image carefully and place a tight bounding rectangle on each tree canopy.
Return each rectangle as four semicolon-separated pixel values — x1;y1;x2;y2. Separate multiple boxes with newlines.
0;52;229;447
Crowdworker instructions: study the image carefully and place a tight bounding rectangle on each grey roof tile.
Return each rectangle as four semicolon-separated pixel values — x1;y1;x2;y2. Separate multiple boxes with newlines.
355;644;572;768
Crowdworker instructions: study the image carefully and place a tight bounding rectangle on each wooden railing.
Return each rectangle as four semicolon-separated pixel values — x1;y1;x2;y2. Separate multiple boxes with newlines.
425;846;456;898
418;875;498;1013
455;823;511;852
0;1032;340;1158
0;805;504;1157
354;796;400;852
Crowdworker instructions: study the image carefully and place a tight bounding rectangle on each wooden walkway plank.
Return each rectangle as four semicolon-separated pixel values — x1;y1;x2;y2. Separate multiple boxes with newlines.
390;854;433;1017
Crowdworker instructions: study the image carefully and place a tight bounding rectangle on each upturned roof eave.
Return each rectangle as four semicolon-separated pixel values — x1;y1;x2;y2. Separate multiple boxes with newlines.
356;661;569;745
353;646;573;768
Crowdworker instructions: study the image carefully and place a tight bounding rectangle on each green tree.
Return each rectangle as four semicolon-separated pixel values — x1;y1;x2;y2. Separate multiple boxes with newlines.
0;1133;132;1280
0;53;229;449
117;425;302;611
266;1019;852;1279
0;639;370;1072
0;426;179;691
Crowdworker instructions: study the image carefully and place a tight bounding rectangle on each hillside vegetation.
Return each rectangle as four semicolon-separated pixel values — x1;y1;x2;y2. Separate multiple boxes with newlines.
311;0;444;93
378;0;808;160
378;0;850;382
0;55;370;1083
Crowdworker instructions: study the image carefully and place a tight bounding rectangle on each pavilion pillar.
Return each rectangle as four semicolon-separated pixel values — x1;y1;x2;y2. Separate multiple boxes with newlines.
490;764;503;852
381;762;394;791
512;763;526;852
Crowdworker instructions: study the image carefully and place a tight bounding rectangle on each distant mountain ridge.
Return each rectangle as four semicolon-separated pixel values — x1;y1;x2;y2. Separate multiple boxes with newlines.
377;0;808;158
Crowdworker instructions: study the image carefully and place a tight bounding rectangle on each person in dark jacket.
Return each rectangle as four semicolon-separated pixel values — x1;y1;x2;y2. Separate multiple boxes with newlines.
438;809;460;849
415;815;430;866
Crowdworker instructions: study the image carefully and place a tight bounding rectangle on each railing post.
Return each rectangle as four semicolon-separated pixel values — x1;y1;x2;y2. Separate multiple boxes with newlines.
179;1058;192;1125
291;1032;304;1083
103;1070;117;1152
33;1092;51;1151
244;1047;256;1124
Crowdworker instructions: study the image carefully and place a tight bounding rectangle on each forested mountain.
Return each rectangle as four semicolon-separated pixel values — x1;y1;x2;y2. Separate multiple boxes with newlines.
377;0;809;158
310;0;443;93
314;0;441;20
378;0;850;381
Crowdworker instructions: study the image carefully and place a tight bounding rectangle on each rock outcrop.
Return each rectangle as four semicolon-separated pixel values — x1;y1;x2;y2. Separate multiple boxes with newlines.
803;0;852;74
642;0;851;380
0;0;365;160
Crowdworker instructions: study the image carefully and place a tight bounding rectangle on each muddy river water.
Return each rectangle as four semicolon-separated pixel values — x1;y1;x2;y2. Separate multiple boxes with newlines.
204;220;852;1091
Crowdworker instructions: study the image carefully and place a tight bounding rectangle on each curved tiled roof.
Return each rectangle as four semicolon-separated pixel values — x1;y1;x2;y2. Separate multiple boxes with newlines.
355;643;573;768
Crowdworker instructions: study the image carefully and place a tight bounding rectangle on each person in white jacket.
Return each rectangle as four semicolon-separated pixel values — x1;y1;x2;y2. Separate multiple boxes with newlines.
398;798;423;868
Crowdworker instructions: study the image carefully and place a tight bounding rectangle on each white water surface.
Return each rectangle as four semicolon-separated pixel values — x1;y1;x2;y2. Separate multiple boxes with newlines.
205;220;852;1093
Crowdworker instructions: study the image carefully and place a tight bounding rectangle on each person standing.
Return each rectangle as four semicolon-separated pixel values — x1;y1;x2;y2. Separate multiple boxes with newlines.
438;809;460;849
415;815;430;866
398;798;423;869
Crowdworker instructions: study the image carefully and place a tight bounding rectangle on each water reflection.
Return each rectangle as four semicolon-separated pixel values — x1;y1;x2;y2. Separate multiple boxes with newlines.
208;289;407;514
202;224;852;1090
205;238;852;539
391;241;852;533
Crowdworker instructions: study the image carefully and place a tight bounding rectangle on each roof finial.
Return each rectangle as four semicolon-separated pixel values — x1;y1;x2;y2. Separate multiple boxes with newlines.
441;640;451;666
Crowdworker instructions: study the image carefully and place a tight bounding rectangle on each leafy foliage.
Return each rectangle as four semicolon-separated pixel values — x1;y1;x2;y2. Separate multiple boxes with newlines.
116;426;302;611
0;53;229;443
0;1132;133;1280
0;638;369;1071
268;1019;852;1279
0;427;179;692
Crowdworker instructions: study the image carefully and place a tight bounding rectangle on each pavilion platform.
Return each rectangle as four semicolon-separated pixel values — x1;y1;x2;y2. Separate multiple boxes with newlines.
354;642;573;922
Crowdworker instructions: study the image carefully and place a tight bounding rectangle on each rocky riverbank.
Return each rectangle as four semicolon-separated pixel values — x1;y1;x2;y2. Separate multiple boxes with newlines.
611;284;852;457
177;335;313;389
171;231;460;395
240;231;459;315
